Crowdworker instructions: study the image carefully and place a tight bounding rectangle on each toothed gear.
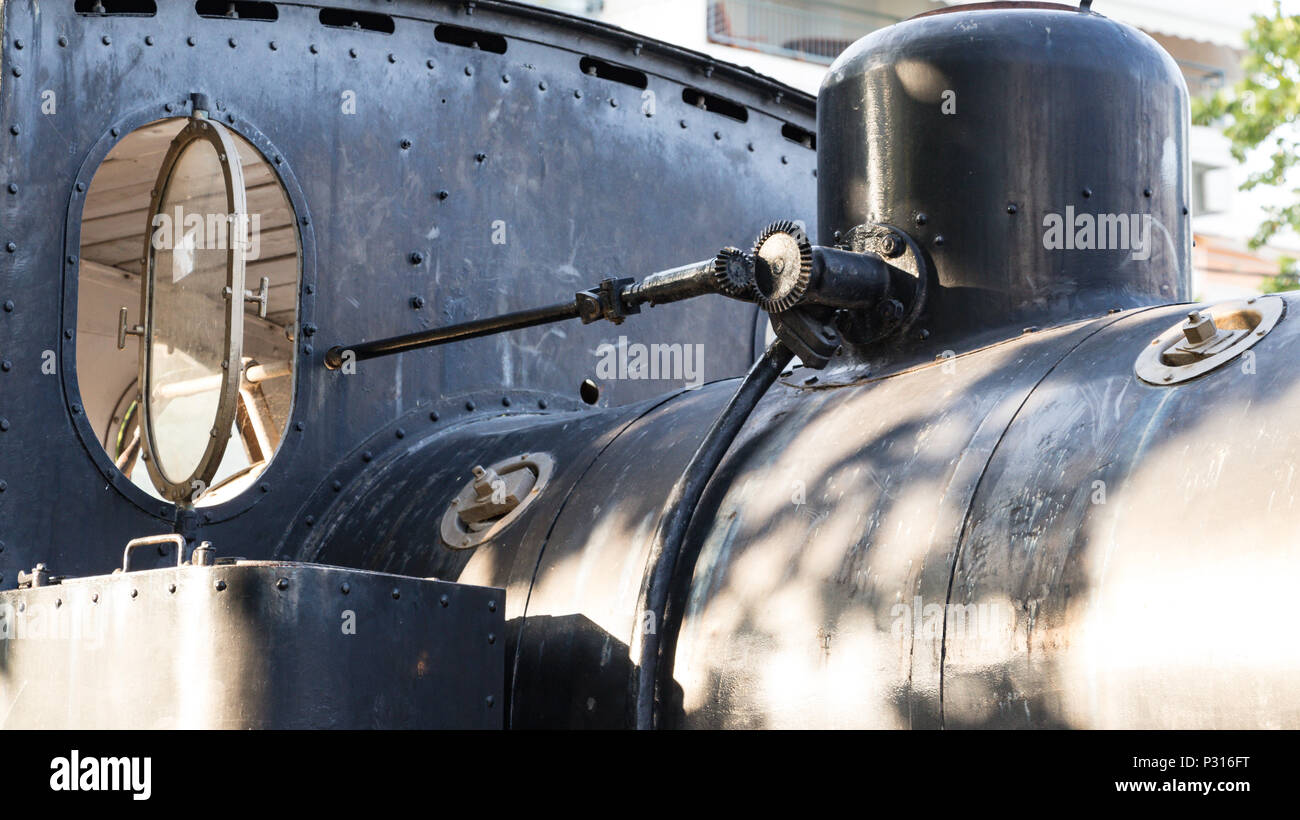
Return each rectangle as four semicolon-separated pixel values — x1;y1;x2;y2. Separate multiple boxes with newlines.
752;220;813;313
712;247;757;299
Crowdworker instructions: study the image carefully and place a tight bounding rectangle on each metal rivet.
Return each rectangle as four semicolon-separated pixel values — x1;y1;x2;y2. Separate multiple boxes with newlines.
475;152;487;162
429;410;440;422
465;65;473;76
58;36;68;48
915;213;928;226
362;451;373;463
465;400;476;411
304;516;315;527
215;580;226;591
538;399;548;409
102;35;112;46
486;695;495;707
91;592;99;603
440;594;450;607
539;80;548;90
2;361;11;372
13;39;23;50
303;343;313;356
332;480;343;492
388;53;397;63
488;600;497;612
502;74;510;83
781;155;789;164
395;428;406;439
276;578;289;591
341;581;351;594
1;419;11;432
392;588;401;600
574;89;583;99
400;138;412;150
488;633;496;644
164;103;175;113
2;301;12;312
437;189;449;200
5;242;15;253
229;37;238;49
130;588;138;598
270;40;279;51
11;67;21;78
259;482;270;493
63;328;73;339
75;182;85;193
502;396;511;407
1007;203;1018;215
427;59;436;69
9;126;19;136
1143;187;1153;197
349;48;358;59
168;583;177;594
1082;187;1092;198
410;251;424;264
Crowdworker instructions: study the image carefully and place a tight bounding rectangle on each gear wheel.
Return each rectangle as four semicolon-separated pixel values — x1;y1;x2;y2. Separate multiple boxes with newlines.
712;247;757;300
751;220;813;313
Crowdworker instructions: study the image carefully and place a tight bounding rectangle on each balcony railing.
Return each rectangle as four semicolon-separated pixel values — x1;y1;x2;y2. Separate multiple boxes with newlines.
707;0;902;64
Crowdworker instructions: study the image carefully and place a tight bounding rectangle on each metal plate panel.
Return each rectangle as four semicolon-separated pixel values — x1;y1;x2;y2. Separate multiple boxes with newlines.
0;561;504;728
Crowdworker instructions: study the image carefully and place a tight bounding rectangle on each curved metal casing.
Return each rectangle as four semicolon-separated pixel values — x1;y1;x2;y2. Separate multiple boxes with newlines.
817;2;1192;341
0;0;817;581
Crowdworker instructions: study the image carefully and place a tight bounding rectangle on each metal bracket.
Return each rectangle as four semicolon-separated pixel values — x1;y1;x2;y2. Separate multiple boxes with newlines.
576;277;638;325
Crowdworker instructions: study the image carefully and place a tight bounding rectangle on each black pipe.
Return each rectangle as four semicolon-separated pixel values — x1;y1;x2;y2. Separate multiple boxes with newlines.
634;339;794;729
324;300;580;369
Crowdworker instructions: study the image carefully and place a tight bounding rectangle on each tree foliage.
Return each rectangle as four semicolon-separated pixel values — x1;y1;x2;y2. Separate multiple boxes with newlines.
1192;1;1300;248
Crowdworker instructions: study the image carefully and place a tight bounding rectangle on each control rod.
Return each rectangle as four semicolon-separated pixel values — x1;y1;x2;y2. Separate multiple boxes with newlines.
323;221;919;371
324;248;756;370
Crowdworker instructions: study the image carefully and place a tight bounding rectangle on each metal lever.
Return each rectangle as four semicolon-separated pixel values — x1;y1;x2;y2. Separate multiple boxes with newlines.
118;306;144;350
323;250;755;370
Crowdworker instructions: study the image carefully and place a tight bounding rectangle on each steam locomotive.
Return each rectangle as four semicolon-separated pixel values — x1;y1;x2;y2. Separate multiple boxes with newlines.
1;0;1294;729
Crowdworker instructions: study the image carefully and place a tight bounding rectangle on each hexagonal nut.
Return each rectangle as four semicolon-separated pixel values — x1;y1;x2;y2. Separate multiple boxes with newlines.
1181;311;1218;345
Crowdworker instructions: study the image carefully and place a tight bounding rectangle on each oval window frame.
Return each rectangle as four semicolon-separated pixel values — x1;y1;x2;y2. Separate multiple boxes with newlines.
137;116;249;504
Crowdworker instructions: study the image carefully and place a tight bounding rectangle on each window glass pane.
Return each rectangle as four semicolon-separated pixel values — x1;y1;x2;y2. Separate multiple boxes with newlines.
147;138;231;482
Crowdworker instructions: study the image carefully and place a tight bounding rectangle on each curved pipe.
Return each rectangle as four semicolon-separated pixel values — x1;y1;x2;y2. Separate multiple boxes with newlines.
635;339;794;729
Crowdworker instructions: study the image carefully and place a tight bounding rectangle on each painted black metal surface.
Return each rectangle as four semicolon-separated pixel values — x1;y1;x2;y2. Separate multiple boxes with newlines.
0;0;818;586
818;3;1191;345
0;561;504;728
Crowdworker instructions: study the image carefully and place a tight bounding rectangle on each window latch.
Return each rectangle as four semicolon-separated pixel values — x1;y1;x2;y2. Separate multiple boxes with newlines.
117;306;144;350
245;275;270;319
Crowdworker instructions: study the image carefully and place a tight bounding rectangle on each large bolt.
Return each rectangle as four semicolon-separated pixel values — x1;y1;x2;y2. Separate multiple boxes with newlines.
1182;311;1218;345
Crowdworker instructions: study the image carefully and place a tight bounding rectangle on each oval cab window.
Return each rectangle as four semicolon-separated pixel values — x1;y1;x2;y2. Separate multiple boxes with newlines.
76;116;300;507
